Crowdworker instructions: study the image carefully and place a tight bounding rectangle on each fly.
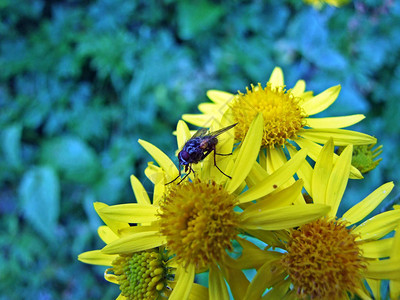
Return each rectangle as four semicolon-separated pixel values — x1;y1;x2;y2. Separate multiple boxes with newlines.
166;123;238;185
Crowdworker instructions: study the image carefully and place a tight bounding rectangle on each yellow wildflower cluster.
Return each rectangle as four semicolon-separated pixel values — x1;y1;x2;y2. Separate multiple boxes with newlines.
79;67;399;300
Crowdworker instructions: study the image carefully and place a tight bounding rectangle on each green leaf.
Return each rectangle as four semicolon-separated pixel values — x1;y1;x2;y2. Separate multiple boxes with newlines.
1;124;22;169
18;166;60;241
39;136;101;184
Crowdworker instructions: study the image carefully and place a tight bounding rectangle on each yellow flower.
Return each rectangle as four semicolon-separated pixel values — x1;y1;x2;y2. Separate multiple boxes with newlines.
303;0;351;8
97;115;331;300
78;203;189;300
183;67;376;180
240;139;400;299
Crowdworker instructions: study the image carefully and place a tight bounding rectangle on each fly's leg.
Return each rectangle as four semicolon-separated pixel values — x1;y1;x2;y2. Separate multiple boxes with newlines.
213;149;232;179
177;165;193;185
165;163;183;185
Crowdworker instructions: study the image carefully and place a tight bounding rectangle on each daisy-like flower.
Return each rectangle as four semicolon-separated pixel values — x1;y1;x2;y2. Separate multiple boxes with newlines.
78;202;184;300
96;114;331;300
303;0;350;8
183;67;376;179
239;139;400;300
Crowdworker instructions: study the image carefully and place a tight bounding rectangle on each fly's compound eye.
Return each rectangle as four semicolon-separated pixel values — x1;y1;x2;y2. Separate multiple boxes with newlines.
180;151;190;162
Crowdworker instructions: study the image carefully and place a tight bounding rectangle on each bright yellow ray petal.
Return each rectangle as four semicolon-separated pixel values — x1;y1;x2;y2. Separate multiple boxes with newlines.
390;224;400;298
287;145;313;195
170;264;195;300
94;202;130;236
365;279;380;300
237;149;307;204
242;180;304;214
266;146;287;173
243;259;286;300
312;138;334;205
189;284;209;300
301;85;341;116
177;120;191;150
240;204;330;230
226;113;264;194
102;230;166;254
262;278;291;299
139;139;178;181
99;203;158;223
209;265;229;300
359;238;393;258
104;270;119;284
116;294;126;300
305;114;365;129
198;103;218;114
326;145;352;218
98;225;119;244
354;286;374;300
298;128;377;145
294;137;363;179
365;258;400;280
290;80;306;97
220;263;249;300
182;114;214;127
78;250;116;266
268;67;284;88
130;175;151;205
207;90;234;104
353;210;400;242
246;161;270;187
342;182;394;225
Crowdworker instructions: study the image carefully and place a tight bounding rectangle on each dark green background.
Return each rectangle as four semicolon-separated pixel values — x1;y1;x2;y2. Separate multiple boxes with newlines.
1;0;399;299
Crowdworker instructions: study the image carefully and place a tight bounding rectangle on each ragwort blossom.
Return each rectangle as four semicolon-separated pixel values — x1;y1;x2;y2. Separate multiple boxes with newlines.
238;139;400;300
183;67;376;179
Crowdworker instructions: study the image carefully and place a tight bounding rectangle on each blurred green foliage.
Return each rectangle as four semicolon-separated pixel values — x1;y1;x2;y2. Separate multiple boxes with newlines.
0;0;399;299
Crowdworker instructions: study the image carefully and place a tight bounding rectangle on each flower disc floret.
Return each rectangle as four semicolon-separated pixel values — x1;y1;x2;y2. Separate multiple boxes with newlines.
159;179;239;270
230;83;307;148
281;218;367;299
110;250;169;300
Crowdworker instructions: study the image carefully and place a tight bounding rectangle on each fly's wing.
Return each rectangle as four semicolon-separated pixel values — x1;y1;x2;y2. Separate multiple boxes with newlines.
207;123;238;138
191;128;208;139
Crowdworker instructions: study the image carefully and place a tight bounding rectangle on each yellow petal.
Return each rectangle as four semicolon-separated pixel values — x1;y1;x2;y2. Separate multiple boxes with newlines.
104;269;119;284
342;182;394;225
287;145;313;195
102;230;166;254
242;180;304;214
243;259;286;300
98;225;119;244
268;67;284;88
116;294;126;300
94;202;130;236
301;85;341;115
240;203;330;230
290;80;306;97
209;265;229;300
390;225;400;299
326;145;352;218
312;138;334;205
182;114;214;127
198;103;218;114
226;113;264;194
266;147;287;173
365;279;380;300
220;263;249;300
78;250;116;266
189;284;209;300
177;120;191;150
144;163;165;205
237;149;307;204
207;89;234;104
170;264;195;300
99;203;158;223
138;139;178;181
130;175;151;205
294;137;363;179
305;114;365;128
358;238;393;258
298;128;377;145
365;258;400;280
262;278;291;299
390;279;400;299
246;161;269;187
353;210;400;241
